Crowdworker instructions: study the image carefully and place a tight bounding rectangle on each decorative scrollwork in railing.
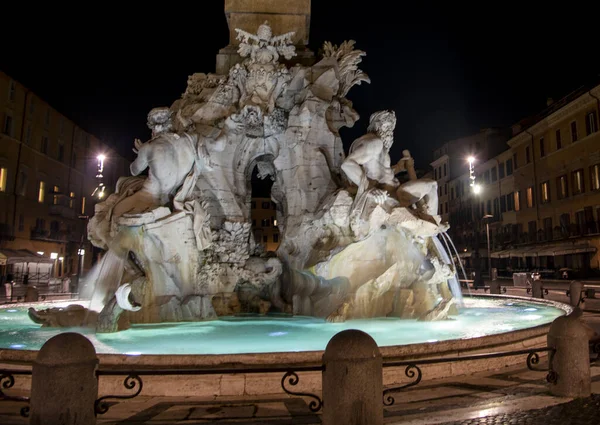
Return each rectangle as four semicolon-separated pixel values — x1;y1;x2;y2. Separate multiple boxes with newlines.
526;351;545;372
94;365;324;415
546;370;558;384
281;371;322;412
382;364;422;406
0;371;31;417
94;374;143;415
382;347;556;406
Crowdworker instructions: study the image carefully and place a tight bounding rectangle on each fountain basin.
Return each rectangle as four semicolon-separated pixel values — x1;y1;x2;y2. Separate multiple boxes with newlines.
0;295;571;396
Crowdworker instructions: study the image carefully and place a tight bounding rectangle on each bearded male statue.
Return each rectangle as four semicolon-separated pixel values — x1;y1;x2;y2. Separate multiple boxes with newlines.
341;110;399;201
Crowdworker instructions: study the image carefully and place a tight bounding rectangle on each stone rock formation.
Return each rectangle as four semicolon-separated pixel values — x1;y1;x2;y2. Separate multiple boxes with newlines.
30;22;461;332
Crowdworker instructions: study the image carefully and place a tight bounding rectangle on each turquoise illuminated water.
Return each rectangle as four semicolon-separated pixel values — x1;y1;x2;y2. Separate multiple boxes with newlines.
0;297;566;355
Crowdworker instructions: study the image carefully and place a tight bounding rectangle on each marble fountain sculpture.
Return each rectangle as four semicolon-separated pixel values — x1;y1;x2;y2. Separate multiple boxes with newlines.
28;22;463;333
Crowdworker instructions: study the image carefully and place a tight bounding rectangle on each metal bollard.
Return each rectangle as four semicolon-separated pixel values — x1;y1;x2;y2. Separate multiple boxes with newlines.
29;333;98;425
322;329;383;425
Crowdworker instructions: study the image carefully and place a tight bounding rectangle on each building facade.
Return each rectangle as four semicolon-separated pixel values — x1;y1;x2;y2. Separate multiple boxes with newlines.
431;128;511;224
250;197;280;252
0;71;130;289
442;84;600;278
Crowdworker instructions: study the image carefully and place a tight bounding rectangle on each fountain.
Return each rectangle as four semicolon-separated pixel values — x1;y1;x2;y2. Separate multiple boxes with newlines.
0;22;570;396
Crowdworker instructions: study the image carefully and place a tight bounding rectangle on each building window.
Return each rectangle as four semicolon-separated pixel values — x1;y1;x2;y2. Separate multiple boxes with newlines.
512;153;518;169
507;193;514;211
540;181;550;203
557;175;568;199
543;217;553;241
493;198;499;219
273;233;279;243
8;80;16;101
539;137;545;157
514;191;520;211
18;214;24;232
52;185;60;205
69;192;75;208
506;158;513;175
0;167;7;192
41;136;49;154
560;213;570;236
434;168;437;180
498;162;505;179
263;235;268;243
586;111;598;135
444;202;448;214
555;129;562;150
450;187;454;200
58;144;65;162
38;181;45;203
526;187;534;208
29;98;35;116
525;146;531;164
444;184;447;195
25;124;32;144
571;121;578;142
81;196;86;214
500;196;507;213
16;170;27;196
262;201;270;209
443;163;447;177
491;166;497;182
591;164;600;191
3;115;13;137
572;169;584;194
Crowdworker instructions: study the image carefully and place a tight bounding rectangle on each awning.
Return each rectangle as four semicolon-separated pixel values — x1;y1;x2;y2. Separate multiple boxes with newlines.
0;250;55;266
490;242;597;259
455;248;487;259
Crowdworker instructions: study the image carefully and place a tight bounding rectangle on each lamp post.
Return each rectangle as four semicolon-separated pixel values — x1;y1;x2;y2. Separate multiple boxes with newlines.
483;214;493;278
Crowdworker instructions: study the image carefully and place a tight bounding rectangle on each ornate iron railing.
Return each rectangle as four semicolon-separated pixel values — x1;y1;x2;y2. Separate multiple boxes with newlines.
381;347;556;406
94;365;324;415
0;370;31;418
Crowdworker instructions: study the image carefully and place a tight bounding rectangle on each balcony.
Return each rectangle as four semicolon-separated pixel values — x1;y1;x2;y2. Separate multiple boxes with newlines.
49;204;77;219
30;228;67;243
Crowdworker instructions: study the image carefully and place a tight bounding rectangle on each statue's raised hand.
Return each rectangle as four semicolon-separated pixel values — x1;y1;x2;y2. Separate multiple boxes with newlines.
132;138;144;155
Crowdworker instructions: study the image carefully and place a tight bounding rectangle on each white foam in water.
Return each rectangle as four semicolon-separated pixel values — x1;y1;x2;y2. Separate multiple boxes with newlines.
0;297;565;355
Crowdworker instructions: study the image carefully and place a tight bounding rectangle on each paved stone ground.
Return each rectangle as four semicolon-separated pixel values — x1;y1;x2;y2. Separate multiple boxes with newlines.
439;394;600;424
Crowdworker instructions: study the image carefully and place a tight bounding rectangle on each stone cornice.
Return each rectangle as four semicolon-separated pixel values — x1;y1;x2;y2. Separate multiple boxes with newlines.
507;131;531;148
507;84;600;145
430;154;449;167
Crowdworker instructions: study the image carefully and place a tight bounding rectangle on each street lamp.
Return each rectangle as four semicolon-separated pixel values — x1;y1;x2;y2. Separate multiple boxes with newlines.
483;214;493;278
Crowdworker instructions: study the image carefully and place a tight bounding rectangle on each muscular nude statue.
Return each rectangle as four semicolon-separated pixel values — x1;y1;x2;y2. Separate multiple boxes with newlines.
341;110;399;196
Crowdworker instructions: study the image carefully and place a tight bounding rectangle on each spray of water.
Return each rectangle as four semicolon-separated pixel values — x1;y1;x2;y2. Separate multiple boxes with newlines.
441;231;471;297
432;235;463;306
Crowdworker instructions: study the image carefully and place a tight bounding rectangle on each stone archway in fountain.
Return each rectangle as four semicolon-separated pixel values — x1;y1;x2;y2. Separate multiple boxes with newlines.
243;153;285;254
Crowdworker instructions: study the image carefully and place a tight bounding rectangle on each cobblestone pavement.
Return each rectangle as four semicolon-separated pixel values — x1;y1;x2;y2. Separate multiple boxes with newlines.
439;394;600;425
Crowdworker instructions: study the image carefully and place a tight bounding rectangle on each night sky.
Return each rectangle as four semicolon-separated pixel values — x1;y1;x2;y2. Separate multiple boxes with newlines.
3;2;600;171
